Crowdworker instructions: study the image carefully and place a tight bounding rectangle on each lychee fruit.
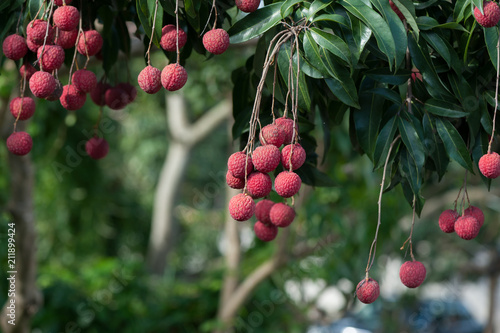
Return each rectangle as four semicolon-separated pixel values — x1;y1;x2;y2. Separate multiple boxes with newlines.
226;170;245;189
138;65;162;94
27;19;55;45
37;45;65;71
227;151;253;178
29;71;56;98
269;202;295;228
228;193;255;221
2;34;28;61
160;24;187;52
255;199;275;225
438;209;458;233
19;63;36;81
55;28;79;49
454;215;480;240
77;30;103;56
478;152;500;178
86;137;109;160
45;79;63;101
399;261;426;288
356;278;380;304
474;1;500;28
116;82;137;104
235;0;260;13
6;132;33;156
90;82;111;106
281;143;306;170
274;171;301;198
464;206;485;228
161;63;188;91
10;97;35;121
252;144;281;173
254;221;278;242
259;124;285;147
53;5;80;31
60;84;86;110
26;38;40;53
54;0;73;5
202;29;230;55
72;69;97;93
275;117;298;144
389;0;405;21
105;87;129;110
246;171;272;198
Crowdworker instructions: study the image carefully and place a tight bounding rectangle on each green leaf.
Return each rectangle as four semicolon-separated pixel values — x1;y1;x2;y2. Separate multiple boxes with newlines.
29;0;44;19
472;0;483;15
312;14;349;27
303;30;329;76
184;0;197;18
338;10;372;65
365;67;411;85
281;0;303;17
137;0;154;45
373;116;398;169
322;48;359;108
366;87;402;105
307;0;335;20
423;113;449;180
399;149;423;199
421;31;462;73
296;163;337;187
454;0;471;22
435;118;474;172
485;26;499;72
310;27;352;66
400;179;425;216
424;98;468;118
416;16;468;31
391;0;419;35
228;3;284;44
398;117;426;171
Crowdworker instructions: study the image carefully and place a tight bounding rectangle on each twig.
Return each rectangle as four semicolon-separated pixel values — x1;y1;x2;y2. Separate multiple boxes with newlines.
487;33;500;153
400;195;417;261
145;0;159;67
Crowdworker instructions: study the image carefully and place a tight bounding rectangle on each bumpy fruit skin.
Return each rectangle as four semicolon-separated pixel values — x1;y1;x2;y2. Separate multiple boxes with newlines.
399;261;426;288
72;69;97;93
203;29;230;55
356;278;380;304
2;34;28;61
86;137;109;160
90;82;111;106
54;0;73;5
226;170;245;189
246;171;272;198
45;79;63;101
27;19;55;45
229;193;255;221
252;145;281;173
138;66;162;94
275;117;298;144
389;0;405;21
254;221;278;242
56;28;78;49
29;71;56;98
464;206;485;227
60;84;87;110
161;63;188;91
116;83;137;104
53;5;80;31
160;25;187;52
105;87;129;110
438;209;458;233
235;0;260;12
77;30;103;56
37;45;65;71
26;38;40;53
228;152;253;178
479;152;500;178
274;171;302;198
269;203;295;228
6;132;33;156
474;1;500;28
259;124;285;147
281;144;306;170
20;63;36;81
255;199;275;225
10;97;35;121
455;215;480;240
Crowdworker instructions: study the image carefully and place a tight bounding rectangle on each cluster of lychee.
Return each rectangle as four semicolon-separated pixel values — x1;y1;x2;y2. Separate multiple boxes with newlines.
438;205;484;240
226;117;305;242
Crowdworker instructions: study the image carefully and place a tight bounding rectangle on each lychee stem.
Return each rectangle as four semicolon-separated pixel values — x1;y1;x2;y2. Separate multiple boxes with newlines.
487;33;500;154
400;195;417;261
201;0;218;35
15;2;24;34
32;0;45;22
36;1;55;72
175;0;180;64
271;61;277;123
68;13;84;85
93;106;103;137
145;0;159;67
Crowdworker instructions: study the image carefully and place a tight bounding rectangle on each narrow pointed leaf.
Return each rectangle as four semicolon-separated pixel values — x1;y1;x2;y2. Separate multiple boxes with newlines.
435;118;474;172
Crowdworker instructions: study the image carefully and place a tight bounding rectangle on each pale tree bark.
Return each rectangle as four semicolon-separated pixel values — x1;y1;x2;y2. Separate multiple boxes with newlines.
147;93;232;275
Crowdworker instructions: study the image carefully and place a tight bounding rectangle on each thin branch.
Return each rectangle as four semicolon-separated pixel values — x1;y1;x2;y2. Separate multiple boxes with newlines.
488;33;500;153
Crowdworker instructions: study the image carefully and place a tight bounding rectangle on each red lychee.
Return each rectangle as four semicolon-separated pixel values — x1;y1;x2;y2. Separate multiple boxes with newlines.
464;206;485;228
37;45;65;71
105;87;129;110
269;203;295;228
19;63;36;81
474;1;500;28
45;79;63;101
246;171;272;199
116;82;137;104
54;0;73;5
259;124;285;147
274;171;301;198
438;209;458;233
2;34;28;61
389;0;405;21
356;278;380;304
86;137;109;160
53;5;80;31
281;143;306;170
202;29;230;55
26;38;40;53
228;193;255;221
226;170;245;189
161;63;188;91
55;28;78;49
60;84;86;110
254;221;278;242
77;30;103;56
252;144;281;173
275;117;298;144
454;215;480;240
227;151;253;179
399;261;426;288
90;82;111;106
6;132;33;156
235;0;260;13
479;152;500;178
10;97;35;121
255;199;275;225
72;69;97;93
27;19;55;45
138;65;162;94
29;71;56;98
160;24;187;52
